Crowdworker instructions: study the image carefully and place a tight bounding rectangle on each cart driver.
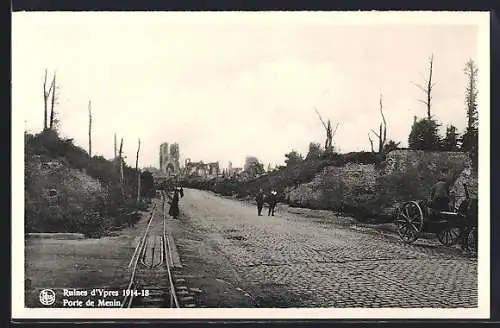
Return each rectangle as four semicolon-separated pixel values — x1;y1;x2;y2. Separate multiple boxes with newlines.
431;168;451;212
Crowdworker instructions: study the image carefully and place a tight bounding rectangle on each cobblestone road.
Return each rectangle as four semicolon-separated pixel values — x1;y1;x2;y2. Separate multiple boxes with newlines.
170;189;477;308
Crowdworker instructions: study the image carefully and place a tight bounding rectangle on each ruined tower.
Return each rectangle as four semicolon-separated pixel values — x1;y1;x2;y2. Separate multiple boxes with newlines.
159;142;180;176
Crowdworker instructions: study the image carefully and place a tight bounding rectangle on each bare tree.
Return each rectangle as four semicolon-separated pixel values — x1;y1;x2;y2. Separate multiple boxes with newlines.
43;69;54;130
135;138;141;203
368;95;387;153
49;71;58;130
462;58;479;163
88;100;92;157
314;107;339;153
464;59;479;131
118;137;125;197
412;54;435;119
114;133;117;159
368;133;375;153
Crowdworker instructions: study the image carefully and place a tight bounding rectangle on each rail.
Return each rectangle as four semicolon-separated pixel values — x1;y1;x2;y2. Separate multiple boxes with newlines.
122;203;156;308
121;193;180;308
162;190;180;308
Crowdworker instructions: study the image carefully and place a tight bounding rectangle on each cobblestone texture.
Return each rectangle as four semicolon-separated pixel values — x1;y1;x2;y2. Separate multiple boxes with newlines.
173;189;477;308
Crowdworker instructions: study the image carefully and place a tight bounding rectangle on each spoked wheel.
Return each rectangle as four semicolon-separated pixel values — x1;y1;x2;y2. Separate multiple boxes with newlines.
395;201;424;244
436;225;462;246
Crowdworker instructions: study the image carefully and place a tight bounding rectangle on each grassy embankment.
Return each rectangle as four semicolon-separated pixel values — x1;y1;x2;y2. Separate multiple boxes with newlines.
25;129;156;238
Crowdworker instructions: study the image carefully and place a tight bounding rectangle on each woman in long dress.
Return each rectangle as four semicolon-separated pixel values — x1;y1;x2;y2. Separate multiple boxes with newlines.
168;187;183;219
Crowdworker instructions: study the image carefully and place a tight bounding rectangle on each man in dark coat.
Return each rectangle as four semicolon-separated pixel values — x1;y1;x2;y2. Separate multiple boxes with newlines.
267;190;278;216
255;189;264;216
431;169;451;212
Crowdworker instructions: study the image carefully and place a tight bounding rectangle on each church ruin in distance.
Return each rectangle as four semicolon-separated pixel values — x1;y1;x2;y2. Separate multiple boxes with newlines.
158;142;221;179
159;142;180;176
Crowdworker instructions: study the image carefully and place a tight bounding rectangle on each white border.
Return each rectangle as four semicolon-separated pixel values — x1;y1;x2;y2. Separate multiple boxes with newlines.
12;10;491;320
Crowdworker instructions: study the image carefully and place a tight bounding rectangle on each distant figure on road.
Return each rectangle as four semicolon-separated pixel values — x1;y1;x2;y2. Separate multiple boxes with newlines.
431;168;451;212
168;188;182;219
255;189;264;216
267;190;278;216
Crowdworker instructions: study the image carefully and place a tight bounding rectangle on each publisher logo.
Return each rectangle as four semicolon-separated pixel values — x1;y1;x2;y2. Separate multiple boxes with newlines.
39;289;56;306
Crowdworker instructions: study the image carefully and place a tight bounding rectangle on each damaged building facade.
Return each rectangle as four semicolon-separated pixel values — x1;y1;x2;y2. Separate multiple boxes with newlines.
184;158;220;179
159;142;180;176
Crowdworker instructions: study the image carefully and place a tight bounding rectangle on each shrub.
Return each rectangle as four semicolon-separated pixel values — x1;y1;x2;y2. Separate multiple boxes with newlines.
306;142;323;160
24;130;154;237
408;118;442;151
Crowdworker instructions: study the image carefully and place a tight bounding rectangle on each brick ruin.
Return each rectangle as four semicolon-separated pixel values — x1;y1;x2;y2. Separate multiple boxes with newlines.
184;159;220;178
285;150;477;218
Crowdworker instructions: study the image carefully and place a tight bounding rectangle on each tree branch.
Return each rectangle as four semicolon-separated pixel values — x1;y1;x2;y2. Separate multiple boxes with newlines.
370;129;380;138
379;94;387;129
411;81;427;93
313;107;328;130
368;133;375;153
332;122;339;138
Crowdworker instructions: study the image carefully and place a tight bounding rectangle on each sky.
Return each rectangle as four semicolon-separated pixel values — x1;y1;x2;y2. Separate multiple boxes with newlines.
13;12;485;169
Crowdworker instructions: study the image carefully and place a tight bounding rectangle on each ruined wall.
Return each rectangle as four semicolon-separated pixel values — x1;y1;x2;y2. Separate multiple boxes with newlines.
286;163;377;211
285;150;476;219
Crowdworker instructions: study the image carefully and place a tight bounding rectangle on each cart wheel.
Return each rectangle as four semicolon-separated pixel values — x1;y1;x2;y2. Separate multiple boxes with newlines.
436;226;462;246
395;201;424;244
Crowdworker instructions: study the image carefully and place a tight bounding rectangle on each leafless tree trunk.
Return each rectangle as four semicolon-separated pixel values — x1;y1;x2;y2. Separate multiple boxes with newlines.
369;95;387;153
368;133;375;153
314;107;339;153
412;54;435;119
88;100;92;157
325;120;332;151
43;70;48;130
43;69;54;130
135;138;141;203
331;121;339;151
118;138;125;197
49;72;57;130
114;133;117;159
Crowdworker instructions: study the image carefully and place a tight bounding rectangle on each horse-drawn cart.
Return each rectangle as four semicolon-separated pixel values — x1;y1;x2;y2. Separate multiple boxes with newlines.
393;184;477;255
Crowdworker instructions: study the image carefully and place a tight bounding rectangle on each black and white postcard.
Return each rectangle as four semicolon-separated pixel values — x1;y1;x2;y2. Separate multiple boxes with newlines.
12;11;490;320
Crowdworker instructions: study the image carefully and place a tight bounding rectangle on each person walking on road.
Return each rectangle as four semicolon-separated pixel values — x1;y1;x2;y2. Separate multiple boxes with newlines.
255;189;264;216
168;187;182;219
267;190;278;216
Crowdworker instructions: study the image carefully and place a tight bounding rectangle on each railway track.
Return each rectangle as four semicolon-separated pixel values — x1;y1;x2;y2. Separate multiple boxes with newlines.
121;194;182;308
